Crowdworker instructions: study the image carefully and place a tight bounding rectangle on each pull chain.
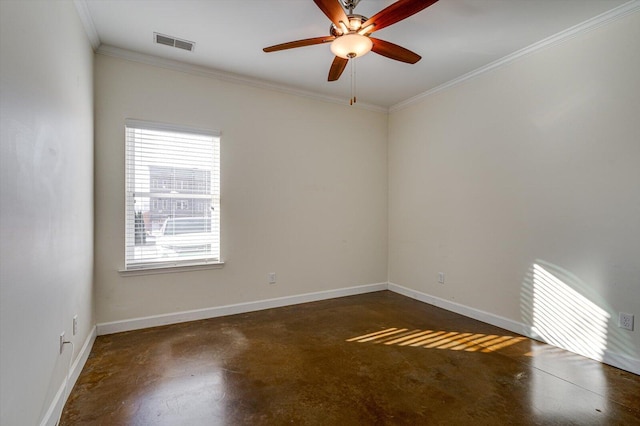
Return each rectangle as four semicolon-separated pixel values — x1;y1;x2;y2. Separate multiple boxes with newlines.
353;56;357;105
349;54;357;105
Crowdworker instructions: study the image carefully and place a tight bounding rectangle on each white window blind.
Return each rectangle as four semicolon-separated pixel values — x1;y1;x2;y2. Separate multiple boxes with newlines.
125;119;220;270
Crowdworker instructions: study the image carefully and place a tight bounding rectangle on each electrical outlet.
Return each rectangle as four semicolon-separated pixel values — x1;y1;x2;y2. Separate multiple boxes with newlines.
268;272;276;284
59;332;65;354
73;315;78;335
438;272;445;284
619;313;634;331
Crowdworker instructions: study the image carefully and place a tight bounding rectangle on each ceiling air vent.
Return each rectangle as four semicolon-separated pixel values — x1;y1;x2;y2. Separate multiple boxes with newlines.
154;33;195;52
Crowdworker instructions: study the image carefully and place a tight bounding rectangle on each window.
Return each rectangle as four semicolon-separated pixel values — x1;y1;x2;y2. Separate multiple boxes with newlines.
124;119;221;270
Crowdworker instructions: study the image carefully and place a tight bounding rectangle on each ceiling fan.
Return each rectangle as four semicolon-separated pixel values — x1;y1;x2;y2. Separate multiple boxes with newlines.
263;0;439;100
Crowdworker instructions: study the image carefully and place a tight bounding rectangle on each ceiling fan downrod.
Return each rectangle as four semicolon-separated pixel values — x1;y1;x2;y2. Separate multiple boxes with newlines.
341;0;361;14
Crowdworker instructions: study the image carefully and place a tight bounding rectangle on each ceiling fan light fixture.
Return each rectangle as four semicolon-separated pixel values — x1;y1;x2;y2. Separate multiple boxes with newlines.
330;33;372;59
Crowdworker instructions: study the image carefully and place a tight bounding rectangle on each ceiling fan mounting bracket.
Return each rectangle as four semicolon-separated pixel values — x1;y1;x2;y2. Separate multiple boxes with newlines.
340;0;362;14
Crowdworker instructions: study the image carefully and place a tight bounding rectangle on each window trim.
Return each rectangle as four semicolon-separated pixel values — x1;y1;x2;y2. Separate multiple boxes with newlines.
123;119;222;272
119;260;224;276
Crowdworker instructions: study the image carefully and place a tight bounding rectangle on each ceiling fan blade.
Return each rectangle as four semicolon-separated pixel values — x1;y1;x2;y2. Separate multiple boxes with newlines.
363;0;439;33
313;0;349;26
328;56;348;81
263;36;335;52
370;38;421;64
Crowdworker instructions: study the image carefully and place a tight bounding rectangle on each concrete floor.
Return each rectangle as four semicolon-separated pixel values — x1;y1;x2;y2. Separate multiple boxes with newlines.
61;291;640;425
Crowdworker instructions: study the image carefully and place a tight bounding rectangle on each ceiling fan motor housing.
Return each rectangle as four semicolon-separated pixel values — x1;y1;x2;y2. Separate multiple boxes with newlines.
329;14;369;36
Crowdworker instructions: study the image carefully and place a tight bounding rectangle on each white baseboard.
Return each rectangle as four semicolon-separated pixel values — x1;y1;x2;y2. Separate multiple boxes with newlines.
40;279;637;426
387;282;639;376
35;280;637;426
387;283;532;336
97;282;388;335
40;326;97;426
601;349;640;376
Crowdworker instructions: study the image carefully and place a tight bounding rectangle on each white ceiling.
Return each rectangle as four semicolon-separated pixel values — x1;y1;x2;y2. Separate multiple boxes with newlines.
82;0;630;108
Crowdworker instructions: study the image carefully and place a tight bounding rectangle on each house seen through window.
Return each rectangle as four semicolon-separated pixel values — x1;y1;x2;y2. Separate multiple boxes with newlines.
124;120;220;270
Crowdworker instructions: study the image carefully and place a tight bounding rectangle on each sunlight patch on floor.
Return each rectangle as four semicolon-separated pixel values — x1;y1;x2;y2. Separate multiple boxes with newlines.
347;327;526;353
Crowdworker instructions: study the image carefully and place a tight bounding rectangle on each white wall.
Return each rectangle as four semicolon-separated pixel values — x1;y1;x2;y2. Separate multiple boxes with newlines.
94;54;388;324
0;1;94;425
389;11;640;368
2;6;635;424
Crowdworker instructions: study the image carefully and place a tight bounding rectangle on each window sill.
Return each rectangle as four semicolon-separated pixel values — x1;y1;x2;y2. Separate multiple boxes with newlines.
119;260;225;277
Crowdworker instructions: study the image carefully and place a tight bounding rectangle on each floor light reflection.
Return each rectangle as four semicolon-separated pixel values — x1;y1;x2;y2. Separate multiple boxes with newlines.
529;344;608;421
133;369;226;423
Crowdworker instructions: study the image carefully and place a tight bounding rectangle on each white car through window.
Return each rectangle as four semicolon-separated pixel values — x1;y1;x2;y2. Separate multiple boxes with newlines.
156;217;213;256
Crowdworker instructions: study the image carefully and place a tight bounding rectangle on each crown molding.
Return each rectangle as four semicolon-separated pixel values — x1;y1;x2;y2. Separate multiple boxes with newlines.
73;0;100;50
390;0;640;113
83;0;638;114
96;45;388;113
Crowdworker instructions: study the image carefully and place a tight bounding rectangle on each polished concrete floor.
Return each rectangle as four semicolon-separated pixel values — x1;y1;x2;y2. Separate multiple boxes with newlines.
61;291;640;425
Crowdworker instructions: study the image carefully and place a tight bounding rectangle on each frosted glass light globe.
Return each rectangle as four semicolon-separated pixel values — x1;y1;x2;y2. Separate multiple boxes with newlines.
330;34;373;59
